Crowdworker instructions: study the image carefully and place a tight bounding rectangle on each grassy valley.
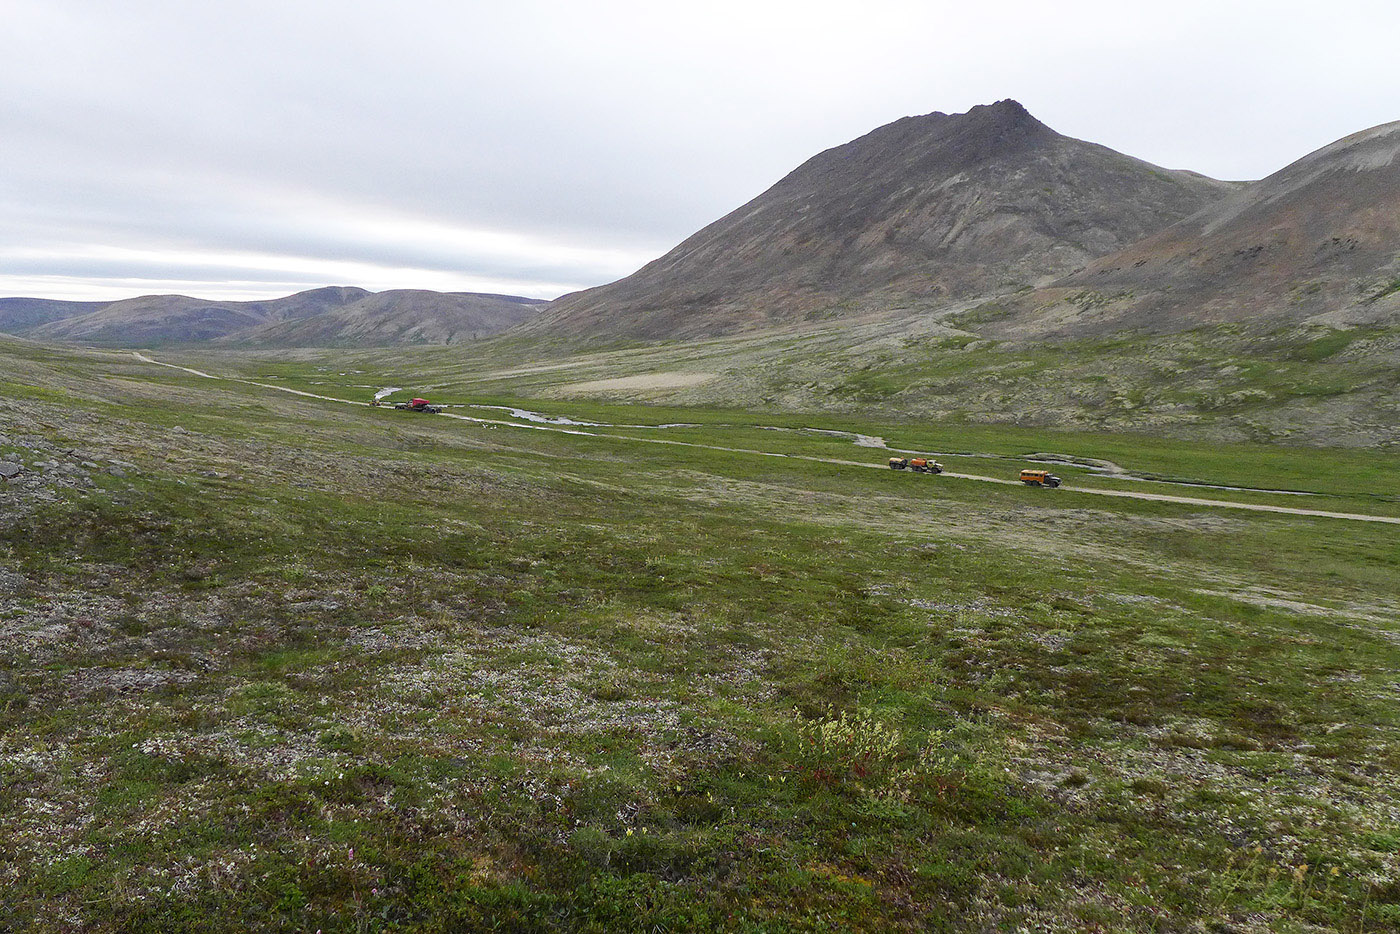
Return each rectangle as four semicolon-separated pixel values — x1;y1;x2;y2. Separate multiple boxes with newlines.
178;310;1400;449
3;338;1399;931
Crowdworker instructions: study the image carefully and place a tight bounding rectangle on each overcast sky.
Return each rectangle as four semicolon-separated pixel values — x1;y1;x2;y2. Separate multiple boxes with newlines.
3;0;1397;302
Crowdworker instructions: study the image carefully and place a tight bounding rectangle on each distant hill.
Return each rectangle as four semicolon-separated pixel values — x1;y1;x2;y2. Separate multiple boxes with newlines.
0;298;111;334
234;290;548;346
982;119;1400;338
1;286;547;346
530;100;1240;340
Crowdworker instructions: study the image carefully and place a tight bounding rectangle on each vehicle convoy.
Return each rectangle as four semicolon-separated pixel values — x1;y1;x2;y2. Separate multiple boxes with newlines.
394;397;442;414
889;457;943;474
1019;469;1062;488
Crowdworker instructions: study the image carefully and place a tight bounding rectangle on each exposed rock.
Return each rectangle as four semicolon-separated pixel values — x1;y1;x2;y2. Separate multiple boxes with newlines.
62;666;201;699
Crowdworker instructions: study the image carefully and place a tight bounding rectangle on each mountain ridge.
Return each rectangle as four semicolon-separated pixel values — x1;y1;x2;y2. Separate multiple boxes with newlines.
980;118;1400;339
0;287;548;346
527;99;1242;340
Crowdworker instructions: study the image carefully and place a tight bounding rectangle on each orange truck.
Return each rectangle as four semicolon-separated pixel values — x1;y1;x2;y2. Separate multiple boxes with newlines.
889;457;943;474
1019;469;1062;488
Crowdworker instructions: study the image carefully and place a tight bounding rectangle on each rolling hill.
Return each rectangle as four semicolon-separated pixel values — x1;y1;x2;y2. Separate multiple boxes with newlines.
234;290;547;347
0;298;111;335
0;287;547;346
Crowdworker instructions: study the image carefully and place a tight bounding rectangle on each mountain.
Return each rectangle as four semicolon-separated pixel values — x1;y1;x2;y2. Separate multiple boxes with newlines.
980;119;1400;338
1;287;547;346
530;100;1240;340
234;290;548;346
0;298;110;334
18;286;367;343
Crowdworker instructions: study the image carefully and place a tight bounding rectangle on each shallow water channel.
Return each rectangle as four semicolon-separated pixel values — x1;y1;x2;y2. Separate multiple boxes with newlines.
369;391;1315;497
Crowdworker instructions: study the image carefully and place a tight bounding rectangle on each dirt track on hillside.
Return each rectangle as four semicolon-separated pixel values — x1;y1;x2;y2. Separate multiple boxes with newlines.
127;352;1400;526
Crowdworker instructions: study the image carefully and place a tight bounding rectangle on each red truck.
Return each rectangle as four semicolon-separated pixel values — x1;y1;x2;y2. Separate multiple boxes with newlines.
393;398;442;414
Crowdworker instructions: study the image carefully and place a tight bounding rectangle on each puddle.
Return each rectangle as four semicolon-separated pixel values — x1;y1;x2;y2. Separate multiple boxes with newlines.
469;405;604;426
1100;473;1315;496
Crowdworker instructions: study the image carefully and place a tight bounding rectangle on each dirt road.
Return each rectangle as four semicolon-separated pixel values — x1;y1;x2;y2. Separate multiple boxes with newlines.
127;352;1400;526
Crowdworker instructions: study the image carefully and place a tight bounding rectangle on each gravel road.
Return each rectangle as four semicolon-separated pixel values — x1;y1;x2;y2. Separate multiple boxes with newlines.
129;352;1400;526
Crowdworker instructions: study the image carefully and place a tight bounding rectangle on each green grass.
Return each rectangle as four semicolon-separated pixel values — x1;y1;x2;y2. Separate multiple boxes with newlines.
2;340;1399;931
107;345;1400;505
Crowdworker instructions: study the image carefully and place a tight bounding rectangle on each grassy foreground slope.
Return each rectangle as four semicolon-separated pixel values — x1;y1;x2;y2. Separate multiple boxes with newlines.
2;339;1399;932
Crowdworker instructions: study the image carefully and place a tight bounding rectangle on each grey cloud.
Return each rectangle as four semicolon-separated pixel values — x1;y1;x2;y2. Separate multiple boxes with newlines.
3;0;1398;301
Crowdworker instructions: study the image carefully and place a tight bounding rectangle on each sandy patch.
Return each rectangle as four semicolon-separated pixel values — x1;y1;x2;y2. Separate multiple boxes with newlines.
560;372;716;393
470;360;595;379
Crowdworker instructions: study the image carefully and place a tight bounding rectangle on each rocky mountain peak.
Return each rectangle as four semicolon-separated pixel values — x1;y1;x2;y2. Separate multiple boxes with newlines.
968;97;1038;126
837;99;1053;171
530;101;1234;340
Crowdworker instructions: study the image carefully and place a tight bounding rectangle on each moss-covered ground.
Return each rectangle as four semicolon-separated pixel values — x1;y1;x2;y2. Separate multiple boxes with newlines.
2;339;1398;932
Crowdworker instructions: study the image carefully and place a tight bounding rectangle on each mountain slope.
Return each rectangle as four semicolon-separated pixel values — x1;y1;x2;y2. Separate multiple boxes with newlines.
985;119;1400;338
531;100;1239;340
5;286;545;345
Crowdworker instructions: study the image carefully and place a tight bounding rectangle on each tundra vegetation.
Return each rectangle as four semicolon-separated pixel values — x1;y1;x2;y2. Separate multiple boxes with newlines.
2;338;1399;932
217;312;1400;450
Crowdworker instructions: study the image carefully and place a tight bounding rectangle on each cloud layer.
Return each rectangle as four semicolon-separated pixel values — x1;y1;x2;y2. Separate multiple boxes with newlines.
3;0;1397;301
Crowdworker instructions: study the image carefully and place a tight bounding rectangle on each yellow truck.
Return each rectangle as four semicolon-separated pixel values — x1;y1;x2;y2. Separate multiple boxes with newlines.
1019;469;1062;488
